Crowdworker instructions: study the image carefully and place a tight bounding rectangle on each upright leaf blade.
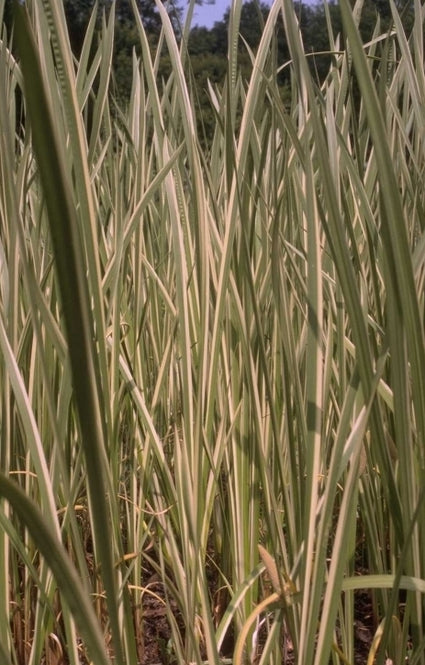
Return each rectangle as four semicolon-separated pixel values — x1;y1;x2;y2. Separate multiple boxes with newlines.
13;6;125;664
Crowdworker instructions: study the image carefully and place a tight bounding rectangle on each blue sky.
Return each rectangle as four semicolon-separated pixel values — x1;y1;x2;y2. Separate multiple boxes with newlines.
189;0;233;28
186;0;317;29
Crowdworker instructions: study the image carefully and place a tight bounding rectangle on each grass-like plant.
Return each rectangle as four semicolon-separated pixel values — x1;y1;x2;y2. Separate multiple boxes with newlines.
1;0;425;664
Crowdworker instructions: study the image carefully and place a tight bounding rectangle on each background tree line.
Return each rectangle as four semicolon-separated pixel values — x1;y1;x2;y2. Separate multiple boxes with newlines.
3;0;414;141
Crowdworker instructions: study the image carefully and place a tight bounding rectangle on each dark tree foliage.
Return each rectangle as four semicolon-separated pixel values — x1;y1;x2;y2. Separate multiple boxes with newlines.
2;1;181;53
215;0;269;49
62;0;107;54
1;0;14;38
185;0;416;145
62;0;182;99
188;0;414;89
1;0;416;140
61;0;182;54
63;0;180;35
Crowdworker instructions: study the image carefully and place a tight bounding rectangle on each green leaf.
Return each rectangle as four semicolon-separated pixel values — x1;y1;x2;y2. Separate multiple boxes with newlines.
0;473;110;665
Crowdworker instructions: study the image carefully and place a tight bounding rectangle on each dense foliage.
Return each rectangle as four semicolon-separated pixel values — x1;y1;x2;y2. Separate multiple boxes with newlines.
1;1;425;665
3;0;415;121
